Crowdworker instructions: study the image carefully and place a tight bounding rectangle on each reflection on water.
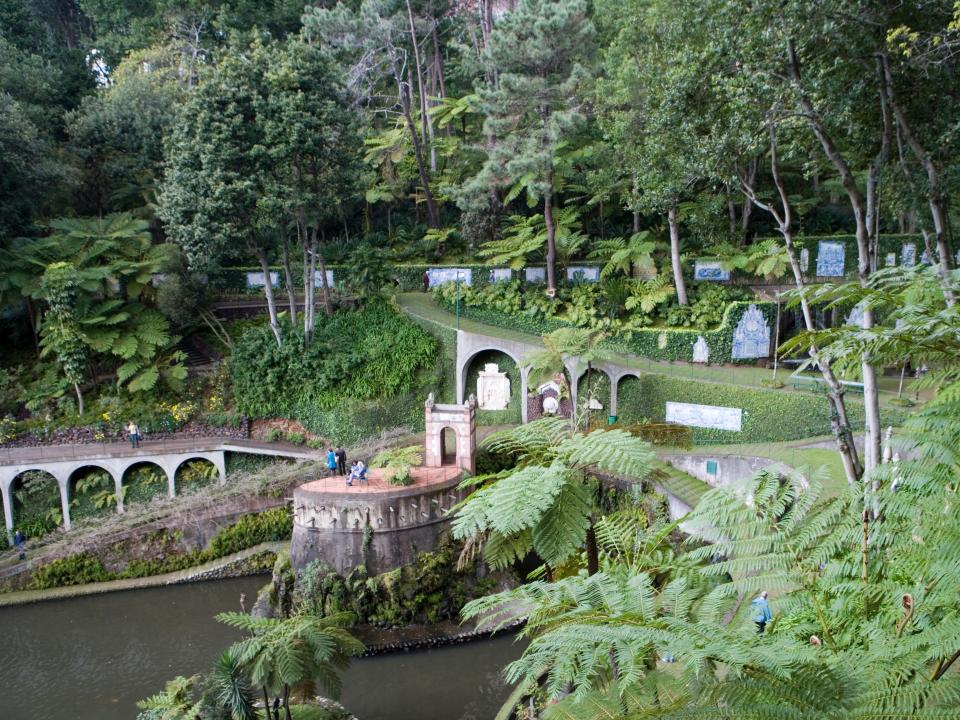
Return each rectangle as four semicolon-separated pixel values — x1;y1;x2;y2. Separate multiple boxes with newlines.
0;577;523;720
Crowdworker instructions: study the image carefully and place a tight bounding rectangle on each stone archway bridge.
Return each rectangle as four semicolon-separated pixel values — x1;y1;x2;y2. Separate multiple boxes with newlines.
0;438;319;535
456;329;646;423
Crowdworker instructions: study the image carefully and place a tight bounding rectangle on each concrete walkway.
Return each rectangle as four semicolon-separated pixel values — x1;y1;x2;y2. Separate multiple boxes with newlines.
0;541;285;607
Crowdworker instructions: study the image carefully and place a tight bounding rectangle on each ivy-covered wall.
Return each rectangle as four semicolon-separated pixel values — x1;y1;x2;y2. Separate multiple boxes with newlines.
616;374;909;444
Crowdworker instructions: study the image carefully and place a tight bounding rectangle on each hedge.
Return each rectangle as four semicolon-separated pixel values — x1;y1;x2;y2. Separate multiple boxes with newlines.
615;373;909;444
436;295;777;365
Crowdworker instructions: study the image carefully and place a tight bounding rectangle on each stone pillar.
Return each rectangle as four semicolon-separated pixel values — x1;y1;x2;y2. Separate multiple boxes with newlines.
1;478;14;540
520;366;531;424
213;452;227;486
57;476;72;531
164;463;176;498
113;470;124;514
565;359;580;414
609;373;619;419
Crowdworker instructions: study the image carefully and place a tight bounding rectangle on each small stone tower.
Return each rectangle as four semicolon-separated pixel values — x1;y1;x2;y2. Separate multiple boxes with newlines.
424;393;477;474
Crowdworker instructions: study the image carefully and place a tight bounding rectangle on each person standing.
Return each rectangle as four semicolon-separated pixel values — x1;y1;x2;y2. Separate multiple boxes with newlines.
127;420;140;449
421;270;430;293
326;448;337;477
751;591;772;634
13;529;26;561
335;445;347;476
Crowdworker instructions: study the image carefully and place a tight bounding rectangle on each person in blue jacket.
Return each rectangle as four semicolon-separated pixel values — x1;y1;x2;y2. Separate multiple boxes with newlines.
751;591;772;634
326;448;337;477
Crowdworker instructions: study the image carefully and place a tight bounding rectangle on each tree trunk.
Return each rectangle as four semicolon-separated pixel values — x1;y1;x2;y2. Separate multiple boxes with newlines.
280;233;297;326
880;53;955;306
667;203;688;305
786;38;878;474
405;0;435;173
544;160;558;297
256;248;282;346
739;124;862;482
397;68;441;228
283;685;292;720
317;234;334;317
74;382;84;416
586;522;599;576
262;687;271;720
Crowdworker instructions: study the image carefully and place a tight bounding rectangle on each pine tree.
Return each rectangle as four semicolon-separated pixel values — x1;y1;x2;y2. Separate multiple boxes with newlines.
460;0;595;297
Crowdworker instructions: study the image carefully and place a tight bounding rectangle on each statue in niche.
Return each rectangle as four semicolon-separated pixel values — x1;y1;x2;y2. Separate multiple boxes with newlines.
845;301;865;327
731;304;771;359
692;336;709;363
477;363;510;410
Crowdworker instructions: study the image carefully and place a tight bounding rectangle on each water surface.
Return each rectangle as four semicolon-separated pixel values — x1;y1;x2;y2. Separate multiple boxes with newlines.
0;577;522;720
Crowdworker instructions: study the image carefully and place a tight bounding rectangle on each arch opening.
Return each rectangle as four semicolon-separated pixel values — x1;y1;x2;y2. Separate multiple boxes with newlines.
464;349;522;425
579;368;613;430
175;458;218;495
440;427;458;466
68;465;117;521
11;470;62;536
615;375;646;427
122;461;167;506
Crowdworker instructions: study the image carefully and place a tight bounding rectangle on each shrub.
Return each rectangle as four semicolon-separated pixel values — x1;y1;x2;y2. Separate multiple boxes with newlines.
284;431;306;445
306;438;324;449
206;507;293;558
264;428;281;443
31;553;112;590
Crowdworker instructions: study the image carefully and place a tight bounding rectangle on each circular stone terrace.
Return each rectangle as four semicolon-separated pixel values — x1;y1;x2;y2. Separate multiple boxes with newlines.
293;465;462;498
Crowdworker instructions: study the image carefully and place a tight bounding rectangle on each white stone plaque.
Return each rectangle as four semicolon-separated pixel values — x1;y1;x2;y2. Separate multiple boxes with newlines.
666;401;743;432
885;253;897;267
313;269;335;287
694;260;730;281
566;266;600;282
477;363;510;410
246;271;279;288
428;268;472;286
525;267;546;284
799;248;810;272
692;336;709;364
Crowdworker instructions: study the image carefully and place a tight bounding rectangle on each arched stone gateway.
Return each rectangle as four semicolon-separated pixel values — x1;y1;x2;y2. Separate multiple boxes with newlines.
424;394;477;475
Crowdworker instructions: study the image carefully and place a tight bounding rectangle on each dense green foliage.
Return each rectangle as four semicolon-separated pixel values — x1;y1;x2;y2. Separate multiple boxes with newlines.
230;302;440;442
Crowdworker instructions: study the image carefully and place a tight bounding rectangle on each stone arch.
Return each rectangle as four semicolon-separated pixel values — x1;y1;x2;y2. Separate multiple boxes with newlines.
67;464;121;521
463;349;522;424
122;461;168;507
173;456;220;495
439;426;458;465
6;469;63;536
614;372;647;426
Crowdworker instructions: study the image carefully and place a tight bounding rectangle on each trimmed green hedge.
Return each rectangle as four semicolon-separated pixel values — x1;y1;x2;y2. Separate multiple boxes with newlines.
437;295;777;365
616;373;909;444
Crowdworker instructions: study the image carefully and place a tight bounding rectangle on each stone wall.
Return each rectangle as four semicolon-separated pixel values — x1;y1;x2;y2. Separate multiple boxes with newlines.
291;476;467;574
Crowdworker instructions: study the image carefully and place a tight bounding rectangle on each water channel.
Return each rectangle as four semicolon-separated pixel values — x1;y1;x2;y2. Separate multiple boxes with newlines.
0;576;524;720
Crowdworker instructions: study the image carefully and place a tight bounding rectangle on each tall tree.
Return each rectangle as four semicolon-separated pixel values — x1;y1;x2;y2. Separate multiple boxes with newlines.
459;0;595;297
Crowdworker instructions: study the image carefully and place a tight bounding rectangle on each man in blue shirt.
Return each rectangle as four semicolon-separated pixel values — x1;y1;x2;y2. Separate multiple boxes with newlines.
751;591;772;634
